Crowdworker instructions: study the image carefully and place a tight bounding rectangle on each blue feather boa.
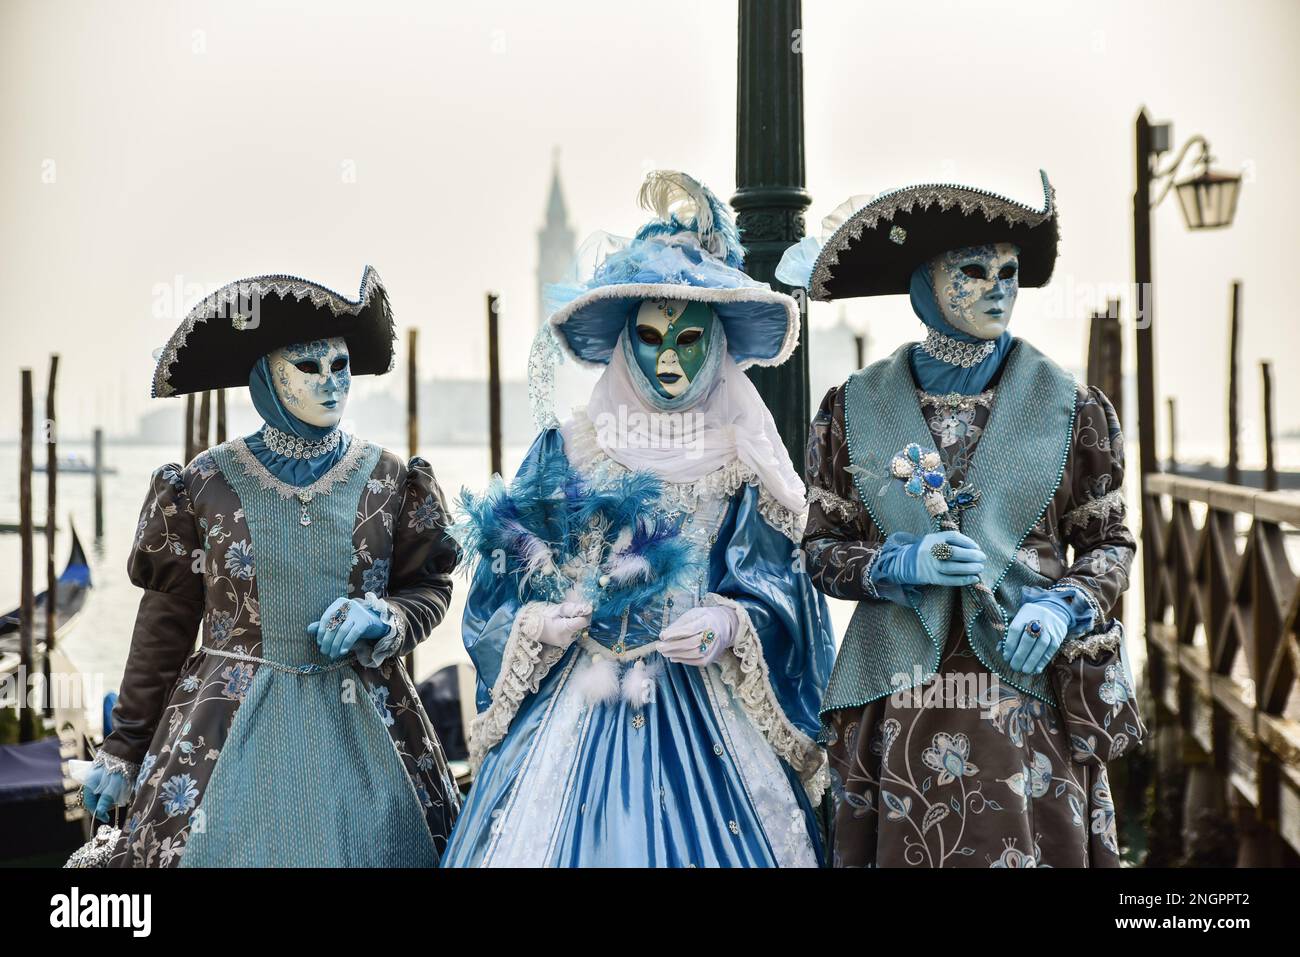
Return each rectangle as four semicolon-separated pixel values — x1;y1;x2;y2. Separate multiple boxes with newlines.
451;456;697;625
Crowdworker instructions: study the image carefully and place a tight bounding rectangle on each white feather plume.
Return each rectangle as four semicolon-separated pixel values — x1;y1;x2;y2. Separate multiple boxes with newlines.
638;169;721;258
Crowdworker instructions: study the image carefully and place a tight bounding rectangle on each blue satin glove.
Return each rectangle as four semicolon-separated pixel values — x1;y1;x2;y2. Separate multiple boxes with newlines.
889;530;987;587
307;596;390;660
1001;599;1071;674
81;763;132;822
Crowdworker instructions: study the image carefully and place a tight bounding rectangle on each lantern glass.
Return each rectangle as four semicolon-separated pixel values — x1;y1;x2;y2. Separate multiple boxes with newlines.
1174;169;1242;229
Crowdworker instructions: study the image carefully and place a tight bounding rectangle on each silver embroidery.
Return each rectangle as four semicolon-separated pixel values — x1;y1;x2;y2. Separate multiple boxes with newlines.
808;485;859;522
229;436;370;501
1062;490;1125;536
1058;619;1124;663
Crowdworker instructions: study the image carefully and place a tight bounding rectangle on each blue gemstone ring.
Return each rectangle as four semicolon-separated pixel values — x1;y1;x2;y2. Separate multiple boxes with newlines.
698;629;716;655
326;602;351;631
1027;619;1043;637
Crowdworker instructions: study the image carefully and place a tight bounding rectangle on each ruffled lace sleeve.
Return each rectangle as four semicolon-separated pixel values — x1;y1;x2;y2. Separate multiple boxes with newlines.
102;463;206;770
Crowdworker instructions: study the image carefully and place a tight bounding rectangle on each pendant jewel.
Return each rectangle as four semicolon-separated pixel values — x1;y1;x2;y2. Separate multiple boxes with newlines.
297;490;314;527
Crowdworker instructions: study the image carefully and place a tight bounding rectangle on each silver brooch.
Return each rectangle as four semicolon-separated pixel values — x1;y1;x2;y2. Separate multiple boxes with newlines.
889;225;907;244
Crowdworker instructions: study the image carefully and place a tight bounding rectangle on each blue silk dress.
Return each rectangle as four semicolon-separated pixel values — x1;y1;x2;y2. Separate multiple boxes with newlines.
442;418;835;867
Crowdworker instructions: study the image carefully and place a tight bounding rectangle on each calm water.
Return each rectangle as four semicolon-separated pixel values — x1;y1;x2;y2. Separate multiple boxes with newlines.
4;434;1298;733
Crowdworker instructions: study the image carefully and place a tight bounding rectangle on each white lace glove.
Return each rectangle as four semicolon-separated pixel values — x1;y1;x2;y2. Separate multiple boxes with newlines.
657;605;738;667
538;600;592;650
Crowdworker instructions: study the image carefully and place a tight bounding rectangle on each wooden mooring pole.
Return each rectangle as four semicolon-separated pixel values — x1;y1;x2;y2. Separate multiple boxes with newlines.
93;427;104;539
1165;398;1177;472
197;390;211;454
19;370;35;742
184;393;196;464
216;389;227;444
44;356;59;716
487;293;502;477
406;329;419;678
1226;281;1242;486
1261;361;1277;493
407;328;419;462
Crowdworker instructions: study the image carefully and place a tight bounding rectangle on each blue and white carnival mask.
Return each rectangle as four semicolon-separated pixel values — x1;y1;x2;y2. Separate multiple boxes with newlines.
928;242;1020;340
268;337;351;428
628;299;715;399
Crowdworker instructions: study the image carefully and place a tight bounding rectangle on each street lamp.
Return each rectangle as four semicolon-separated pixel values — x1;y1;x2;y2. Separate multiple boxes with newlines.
1150;131;1244;231
1133;110;1242;482
1131;107;1241;668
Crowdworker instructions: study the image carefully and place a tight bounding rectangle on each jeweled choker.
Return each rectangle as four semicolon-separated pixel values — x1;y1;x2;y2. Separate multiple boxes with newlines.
261;424;342;460
919;328;997;369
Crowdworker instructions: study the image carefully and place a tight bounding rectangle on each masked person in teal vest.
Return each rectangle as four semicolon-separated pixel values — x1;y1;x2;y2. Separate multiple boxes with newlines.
777;172;1144;867
80;268;462;866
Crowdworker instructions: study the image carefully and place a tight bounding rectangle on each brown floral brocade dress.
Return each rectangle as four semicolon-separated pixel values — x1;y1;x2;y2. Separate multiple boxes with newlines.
803;379;1143;868
97;441;461;866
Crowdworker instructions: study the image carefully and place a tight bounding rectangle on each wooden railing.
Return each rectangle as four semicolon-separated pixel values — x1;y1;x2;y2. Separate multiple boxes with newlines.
1143;472;1300;861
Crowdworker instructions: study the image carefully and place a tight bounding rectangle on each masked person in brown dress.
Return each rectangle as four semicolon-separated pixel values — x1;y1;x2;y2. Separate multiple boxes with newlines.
776;172;1144;867
79;268;461;866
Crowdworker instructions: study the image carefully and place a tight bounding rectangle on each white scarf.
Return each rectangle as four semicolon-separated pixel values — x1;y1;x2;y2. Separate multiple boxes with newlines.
560;330;807;514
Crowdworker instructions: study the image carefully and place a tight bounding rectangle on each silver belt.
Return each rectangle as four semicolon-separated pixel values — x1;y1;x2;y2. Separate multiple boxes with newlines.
578;635;661;663
202;645;355;676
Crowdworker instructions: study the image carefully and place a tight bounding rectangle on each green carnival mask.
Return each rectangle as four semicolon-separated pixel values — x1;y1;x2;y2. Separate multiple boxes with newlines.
628;299;715;399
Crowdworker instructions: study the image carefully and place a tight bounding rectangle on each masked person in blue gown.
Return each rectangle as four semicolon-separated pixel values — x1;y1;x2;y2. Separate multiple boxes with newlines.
79;269;461;866
778;173;1145;867
442;172;835;867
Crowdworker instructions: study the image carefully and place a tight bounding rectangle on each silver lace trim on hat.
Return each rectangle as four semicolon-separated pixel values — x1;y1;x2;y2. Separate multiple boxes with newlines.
261;424;342;460
151;266;392;397
918;328;998;368
809;171;1056;301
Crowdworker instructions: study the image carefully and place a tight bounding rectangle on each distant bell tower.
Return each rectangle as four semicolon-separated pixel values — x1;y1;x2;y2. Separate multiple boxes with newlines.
537;148;576;327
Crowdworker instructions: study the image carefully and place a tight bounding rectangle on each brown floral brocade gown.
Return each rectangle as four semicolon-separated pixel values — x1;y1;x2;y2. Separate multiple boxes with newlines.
803;379;1142;867
97;441;461;866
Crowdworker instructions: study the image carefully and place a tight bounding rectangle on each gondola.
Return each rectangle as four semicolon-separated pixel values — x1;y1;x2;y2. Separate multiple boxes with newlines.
0;524;95;866
0;524;92;646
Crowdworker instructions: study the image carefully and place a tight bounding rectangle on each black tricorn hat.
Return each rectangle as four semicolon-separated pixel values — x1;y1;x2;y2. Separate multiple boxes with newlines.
151;266;395;397
805;171;1059;302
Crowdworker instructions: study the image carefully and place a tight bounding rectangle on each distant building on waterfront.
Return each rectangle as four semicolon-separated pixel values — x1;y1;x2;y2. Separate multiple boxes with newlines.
537;150;576;327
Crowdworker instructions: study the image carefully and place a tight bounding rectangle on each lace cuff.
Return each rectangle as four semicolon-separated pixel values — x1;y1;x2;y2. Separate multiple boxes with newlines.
353;592;407;668
91;750;140;807
1057;619;1124;663
704;593;829;805
808;485;858;523
466;602;568;772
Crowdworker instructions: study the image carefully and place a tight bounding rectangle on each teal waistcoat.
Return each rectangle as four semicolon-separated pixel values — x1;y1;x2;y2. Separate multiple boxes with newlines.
823;339;1079;718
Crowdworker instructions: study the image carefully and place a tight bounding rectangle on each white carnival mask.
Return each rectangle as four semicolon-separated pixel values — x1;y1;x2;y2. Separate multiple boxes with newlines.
268;337;351;428
928;242;1021;340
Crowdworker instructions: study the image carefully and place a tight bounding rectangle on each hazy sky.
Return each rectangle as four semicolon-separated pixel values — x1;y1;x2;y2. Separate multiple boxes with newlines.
2;0;1297;463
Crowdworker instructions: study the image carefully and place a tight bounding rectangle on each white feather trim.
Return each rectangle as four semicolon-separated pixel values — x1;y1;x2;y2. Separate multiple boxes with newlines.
572;653;621;705
620;658;663;709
